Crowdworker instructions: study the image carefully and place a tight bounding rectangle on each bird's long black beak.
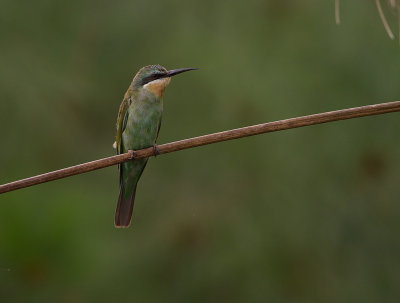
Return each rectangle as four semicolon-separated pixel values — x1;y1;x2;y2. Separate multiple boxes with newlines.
142;68;198;86
166;68;198;77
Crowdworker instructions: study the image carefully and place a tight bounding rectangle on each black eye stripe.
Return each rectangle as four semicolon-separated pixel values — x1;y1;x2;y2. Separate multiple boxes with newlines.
141;73;166;86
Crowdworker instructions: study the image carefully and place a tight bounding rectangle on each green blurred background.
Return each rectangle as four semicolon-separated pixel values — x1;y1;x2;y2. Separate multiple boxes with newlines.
1;0;400;302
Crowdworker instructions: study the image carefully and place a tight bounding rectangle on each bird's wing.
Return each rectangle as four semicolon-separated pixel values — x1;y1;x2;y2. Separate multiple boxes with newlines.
156;117;162;140
115;96;131;154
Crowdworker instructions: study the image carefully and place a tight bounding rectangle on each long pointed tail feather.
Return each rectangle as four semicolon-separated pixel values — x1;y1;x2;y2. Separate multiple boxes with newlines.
114;185;137;228
114;158;148;228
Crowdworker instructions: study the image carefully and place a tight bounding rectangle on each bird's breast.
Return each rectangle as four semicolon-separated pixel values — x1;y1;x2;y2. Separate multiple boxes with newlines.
122;93;163;150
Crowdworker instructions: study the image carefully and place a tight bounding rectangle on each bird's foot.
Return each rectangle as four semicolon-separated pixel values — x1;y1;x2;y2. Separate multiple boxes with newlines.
153;144;160;157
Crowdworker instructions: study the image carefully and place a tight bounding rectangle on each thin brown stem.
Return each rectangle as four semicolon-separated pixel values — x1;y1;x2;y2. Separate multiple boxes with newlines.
335;0;341;25
376;0;395;39
1;101;400;194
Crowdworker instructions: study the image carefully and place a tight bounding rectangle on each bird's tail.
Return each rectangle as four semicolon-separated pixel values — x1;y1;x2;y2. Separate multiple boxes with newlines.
114;157;148;228
114;185;137;228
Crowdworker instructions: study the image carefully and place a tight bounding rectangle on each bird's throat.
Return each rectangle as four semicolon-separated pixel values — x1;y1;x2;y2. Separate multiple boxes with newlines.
143;78;171;98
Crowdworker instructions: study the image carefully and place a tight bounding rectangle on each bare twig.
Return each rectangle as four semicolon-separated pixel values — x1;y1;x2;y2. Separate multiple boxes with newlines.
335;0;341;25
335;0;400;43
376;0;395;39
1;101;400;194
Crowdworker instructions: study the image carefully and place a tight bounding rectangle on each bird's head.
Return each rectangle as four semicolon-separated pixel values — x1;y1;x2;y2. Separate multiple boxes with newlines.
131;65;197;98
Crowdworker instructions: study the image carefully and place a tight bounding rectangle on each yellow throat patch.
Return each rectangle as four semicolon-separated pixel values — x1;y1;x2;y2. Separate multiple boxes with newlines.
143;77;171;98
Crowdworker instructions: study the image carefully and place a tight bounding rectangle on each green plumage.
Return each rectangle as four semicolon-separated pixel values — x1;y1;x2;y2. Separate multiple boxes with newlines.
115;65;166;227
114;65;197;228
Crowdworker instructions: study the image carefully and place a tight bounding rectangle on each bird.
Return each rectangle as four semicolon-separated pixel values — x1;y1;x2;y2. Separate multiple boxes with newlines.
113;65;197;228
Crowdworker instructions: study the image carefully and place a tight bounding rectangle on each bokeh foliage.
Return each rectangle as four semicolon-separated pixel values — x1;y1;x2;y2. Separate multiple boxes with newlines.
1;1;400;302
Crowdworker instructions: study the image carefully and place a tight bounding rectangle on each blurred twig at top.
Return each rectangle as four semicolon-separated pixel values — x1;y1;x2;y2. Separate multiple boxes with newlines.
335;0;400;44
376;0;395;39
335;0;341;25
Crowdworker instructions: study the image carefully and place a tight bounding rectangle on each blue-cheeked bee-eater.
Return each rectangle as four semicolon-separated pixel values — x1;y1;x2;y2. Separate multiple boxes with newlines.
113;65;197;228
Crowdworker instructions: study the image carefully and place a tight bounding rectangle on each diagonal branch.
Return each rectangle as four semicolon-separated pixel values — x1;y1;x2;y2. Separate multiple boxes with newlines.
1;100;400;194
